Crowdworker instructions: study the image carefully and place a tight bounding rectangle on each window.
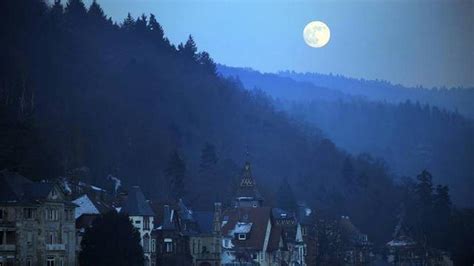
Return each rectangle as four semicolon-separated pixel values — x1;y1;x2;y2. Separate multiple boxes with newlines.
0;208;7;220
143;234;150;252
46;209;59;221
27;231;33;245
238;234;246;240
23;208;36;219
151;239;156;253
135;220;141;224
164;238;173;253
64;209;73;221
144;217;150;230
47;257;55;266
26;259;32;266
223;239;231;249
47;232;56;244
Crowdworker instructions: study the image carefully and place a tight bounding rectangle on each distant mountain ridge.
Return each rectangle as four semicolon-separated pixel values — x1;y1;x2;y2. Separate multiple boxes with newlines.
218;65;474;119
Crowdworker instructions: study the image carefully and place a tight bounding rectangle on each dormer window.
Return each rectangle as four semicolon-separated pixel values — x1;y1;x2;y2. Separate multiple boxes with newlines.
238;233;246;240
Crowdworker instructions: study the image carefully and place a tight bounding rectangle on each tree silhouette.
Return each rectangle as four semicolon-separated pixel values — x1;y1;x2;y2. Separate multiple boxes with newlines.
79;211;144;266
164;150;186;200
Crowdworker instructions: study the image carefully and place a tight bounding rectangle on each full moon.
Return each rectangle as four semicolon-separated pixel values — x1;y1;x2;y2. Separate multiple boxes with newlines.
303;21;331;48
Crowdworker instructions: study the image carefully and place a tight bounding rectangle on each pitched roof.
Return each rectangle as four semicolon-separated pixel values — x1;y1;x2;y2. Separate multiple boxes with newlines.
221;207;271;251
0;170;33;202
235;162;263;200
0;170;64;203
23;183;55;200
120;186;155;216
267;224;283;251
73;194;101;219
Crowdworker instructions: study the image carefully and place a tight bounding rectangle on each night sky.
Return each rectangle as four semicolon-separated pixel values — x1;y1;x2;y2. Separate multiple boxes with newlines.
78;0;473;88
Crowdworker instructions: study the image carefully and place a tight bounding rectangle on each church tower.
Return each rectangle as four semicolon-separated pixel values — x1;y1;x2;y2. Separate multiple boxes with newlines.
233;161;263;208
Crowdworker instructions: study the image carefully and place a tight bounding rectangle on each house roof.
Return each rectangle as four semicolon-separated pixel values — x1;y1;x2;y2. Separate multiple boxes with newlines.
0;170;33;202
0;170;66;204
73;194;101;219
267;224;283;251
120;186;155;216
221;207;272;251
235;162;263;200
23;183;55;200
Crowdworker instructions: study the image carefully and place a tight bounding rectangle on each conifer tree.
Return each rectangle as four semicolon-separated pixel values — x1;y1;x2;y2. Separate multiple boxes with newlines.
164;150;186;200
65;0;87;19
87;0;106;23
276;177;297;211
122;13;135;32
179;35;198;60
147;14;165;43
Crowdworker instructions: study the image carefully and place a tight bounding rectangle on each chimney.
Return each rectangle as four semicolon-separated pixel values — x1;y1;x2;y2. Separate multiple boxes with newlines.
213;202;222;235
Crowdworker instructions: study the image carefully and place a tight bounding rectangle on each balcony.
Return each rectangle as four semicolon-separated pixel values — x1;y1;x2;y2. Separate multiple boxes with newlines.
46;244;66;250
0;244;16;251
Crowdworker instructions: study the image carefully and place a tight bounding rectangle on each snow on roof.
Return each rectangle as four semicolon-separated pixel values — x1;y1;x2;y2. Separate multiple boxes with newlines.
91;185;105;191
387;239;416;247
73;194;100;219
231;222;253;234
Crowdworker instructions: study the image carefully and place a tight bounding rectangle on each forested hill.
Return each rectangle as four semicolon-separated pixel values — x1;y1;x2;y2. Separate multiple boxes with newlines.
218;65;474;206
279;70;474;119
0;0;409;244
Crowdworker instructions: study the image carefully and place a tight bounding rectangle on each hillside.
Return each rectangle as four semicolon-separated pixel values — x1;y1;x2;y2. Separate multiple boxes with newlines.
0;0;411;244
218;65;474;206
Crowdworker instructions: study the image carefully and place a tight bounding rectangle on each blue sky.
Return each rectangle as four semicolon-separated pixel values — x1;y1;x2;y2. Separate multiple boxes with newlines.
81;0;473;88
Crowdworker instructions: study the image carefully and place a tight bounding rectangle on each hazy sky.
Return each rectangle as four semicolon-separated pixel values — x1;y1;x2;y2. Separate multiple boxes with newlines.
81;0;473;88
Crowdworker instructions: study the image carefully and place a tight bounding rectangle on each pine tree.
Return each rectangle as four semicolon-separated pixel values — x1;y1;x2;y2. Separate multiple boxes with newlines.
432;184;451;249
135;14;147;35
122;13;135;32
414;169;434;249
65;0;87;19
179;35;198;60
197;51;216;74
164;150;186;200
147;14;165;43
276;177;297;212
342;156;355;186
87;0;106;23
416;169;433;207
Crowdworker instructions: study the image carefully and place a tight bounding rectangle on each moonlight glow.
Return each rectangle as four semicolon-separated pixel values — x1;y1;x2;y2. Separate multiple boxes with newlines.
303;21;331;48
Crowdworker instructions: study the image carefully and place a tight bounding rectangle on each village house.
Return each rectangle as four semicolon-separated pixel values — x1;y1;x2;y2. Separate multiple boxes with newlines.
154;199;222;266
119;186;157;266
221;161;307;266
0;170;77;266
